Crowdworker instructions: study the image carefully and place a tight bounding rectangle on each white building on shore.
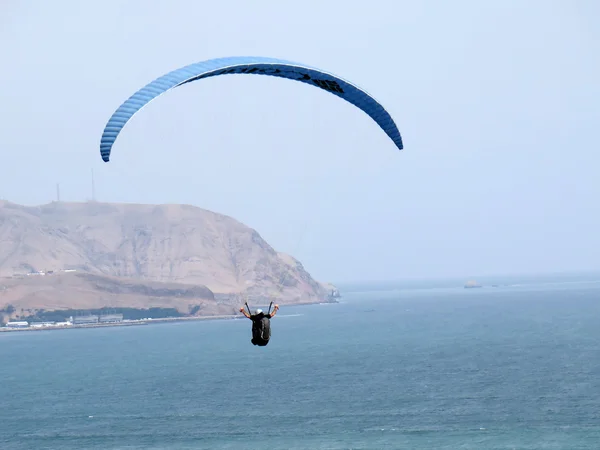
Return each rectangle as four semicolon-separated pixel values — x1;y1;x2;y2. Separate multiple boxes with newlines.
5;321;29;328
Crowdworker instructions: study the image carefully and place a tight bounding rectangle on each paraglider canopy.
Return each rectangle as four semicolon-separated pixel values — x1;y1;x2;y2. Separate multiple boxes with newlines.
99;56;404;162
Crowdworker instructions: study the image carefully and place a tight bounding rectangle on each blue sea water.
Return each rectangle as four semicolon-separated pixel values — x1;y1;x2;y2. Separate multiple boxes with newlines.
1;274;600;449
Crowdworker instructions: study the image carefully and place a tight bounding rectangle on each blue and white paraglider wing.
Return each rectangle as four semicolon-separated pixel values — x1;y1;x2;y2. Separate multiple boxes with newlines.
100;56;403;162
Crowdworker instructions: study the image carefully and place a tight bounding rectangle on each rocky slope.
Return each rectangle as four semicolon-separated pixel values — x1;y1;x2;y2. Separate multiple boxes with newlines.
0;200;334;317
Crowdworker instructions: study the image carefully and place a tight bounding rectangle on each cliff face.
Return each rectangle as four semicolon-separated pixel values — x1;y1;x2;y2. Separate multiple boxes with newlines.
0;200;332;315
0;272;221;316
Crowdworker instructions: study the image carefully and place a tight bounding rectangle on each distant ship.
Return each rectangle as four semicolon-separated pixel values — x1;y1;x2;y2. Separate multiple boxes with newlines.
464;280;482;289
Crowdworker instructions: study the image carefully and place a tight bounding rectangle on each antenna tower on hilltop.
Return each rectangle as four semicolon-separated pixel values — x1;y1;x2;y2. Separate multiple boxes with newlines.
91;168;96;202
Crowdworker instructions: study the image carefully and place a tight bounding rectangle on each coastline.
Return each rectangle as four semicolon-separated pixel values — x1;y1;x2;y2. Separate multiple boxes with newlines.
0;299;339;334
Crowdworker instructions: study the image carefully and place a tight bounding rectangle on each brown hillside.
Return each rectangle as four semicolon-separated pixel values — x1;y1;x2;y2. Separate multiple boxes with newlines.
0;271;223;316
0;200;333;315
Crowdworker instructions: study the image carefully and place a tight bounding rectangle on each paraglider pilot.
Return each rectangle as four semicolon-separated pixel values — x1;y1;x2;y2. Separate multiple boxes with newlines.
240;302;279;346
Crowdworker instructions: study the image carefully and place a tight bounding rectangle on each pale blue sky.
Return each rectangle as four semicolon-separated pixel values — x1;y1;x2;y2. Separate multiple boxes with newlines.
1;0;599;283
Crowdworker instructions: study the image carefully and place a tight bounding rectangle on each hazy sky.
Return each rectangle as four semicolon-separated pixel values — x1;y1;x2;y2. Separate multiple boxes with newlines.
1;0;599;283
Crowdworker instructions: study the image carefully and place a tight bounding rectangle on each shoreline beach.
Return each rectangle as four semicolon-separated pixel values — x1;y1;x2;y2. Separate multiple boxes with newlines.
0;299;338;334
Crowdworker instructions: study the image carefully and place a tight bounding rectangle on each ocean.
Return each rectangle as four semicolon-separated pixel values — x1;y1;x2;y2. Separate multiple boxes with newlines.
1;274;600;449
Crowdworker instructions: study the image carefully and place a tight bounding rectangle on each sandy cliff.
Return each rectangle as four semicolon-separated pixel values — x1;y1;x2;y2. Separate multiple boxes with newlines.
0;200;334;317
